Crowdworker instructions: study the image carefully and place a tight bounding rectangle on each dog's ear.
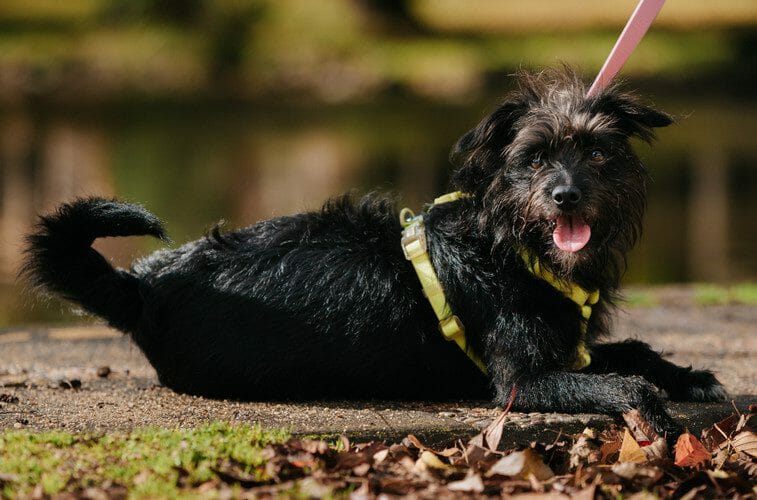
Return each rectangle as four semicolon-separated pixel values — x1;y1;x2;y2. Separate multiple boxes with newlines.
591;92;673;143
450;100;528;193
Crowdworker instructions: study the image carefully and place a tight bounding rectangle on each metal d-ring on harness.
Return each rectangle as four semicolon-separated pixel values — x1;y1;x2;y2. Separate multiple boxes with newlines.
399;192;489;376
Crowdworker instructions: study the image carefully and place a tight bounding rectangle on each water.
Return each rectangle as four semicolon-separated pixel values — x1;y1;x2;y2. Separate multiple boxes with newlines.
1;92;756;326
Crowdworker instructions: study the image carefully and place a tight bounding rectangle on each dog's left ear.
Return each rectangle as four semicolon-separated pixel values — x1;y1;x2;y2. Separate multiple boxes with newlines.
591;92;674;143
449;100;529;193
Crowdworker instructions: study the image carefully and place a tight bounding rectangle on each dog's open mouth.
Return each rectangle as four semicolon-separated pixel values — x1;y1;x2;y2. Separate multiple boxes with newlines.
552;215;591;253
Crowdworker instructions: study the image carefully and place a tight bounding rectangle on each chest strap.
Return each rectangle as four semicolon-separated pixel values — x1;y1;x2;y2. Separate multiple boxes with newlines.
519;250;599;370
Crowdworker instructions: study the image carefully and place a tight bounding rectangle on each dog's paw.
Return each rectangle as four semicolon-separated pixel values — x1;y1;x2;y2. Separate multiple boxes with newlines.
668;369;729;402
625;377;684;439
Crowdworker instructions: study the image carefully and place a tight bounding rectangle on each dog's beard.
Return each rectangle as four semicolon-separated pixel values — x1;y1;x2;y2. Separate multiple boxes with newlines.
483;191;620;284
533;217;591;279
507;187;595;277
544;208;640;287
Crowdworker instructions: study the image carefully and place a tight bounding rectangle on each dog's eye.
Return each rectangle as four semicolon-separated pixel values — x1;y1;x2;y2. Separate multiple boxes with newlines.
530;154;543;170
590;149;606;163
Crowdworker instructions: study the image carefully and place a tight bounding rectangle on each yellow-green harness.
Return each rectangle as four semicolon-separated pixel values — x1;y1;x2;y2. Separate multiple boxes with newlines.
399;192;599;376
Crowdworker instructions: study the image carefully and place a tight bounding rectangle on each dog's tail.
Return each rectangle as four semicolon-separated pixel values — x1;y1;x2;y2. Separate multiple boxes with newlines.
21;197;169;332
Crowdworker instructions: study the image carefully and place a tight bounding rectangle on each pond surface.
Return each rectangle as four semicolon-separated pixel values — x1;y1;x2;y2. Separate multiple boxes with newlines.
1;91;756;325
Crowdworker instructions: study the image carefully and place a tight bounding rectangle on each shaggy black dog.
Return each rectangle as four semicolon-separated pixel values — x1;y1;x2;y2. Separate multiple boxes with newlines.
24;68;726;437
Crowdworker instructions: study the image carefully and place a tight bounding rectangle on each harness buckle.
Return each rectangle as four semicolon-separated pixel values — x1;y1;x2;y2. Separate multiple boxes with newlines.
439;315;465;342
400;223;427;260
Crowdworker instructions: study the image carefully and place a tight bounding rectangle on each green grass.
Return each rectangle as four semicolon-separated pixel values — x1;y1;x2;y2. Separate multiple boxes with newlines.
0;422;289;498
623;289;659;307
695;284;730;306
732;283;757;304
694;283;757;306
622;283;757;308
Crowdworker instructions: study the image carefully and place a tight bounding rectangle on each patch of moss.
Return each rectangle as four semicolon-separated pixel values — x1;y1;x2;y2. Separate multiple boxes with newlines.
0;422;289;497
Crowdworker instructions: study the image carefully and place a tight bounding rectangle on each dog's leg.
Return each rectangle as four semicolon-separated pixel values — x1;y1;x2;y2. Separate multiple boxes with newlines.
586;340;729;402
501;371;683;438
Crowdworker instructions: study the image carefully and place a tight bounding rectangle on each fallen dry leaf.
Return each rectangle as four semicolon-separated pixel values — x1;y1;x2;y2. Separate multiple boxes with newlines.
483;409;509;451
600;438;622;464
674;432;710;468
297;477;334;498
417;450;451;470
731;431;757;458
611;462;663;482
378;477;421;496
291;438;330;455
618;428;647;464
214;462;261;488
569;428;600;469
735;405;756;433
641;437;669;462
736;454;757;477
455;442;498;472
403;434;427;451
403;434;460;460
470;383;517;452
387;443;413;463
506;492;570;499
446;472;485;493
436;447;461;458
622;410;668;462
352;462;370;476
706;468;730;480
623;409;659;442
372;449;389;465
486;448;554;481
700;405;755;451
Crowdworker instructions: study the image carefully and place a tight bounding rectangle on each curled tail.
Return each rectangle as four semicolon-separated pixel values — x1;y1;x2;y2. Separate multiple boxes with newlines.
22;197;169;332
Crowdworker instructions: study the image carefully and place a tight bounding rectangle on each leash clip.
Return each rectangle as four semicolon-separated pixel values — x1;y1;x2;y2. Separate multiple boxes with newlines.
400;222;427;260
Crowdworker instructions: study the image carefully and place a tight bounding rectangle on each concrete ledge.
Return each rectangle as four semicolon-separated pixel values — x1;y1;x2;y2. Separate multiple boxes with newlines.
0;304;755;444
1;371;752;447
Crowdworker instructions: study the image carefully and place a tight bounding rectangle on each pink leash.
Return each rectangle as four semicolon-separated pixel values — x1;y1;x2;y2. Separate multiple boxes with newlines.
587;0;666;96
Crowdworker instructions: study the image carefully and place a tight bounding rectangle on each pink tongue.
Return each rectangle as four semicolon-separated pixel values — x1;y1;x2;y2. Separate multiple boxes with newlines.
553;216;591;252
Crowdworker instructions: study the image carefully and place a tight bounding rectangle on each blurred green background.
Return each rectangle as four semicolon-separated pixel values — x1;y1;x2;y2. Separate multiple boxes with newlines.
1;0;756;326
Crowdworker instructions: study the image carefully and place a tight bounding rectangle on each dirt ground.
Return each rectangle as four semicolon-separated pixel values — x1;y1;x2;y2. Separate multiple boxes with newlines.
1;288;755;441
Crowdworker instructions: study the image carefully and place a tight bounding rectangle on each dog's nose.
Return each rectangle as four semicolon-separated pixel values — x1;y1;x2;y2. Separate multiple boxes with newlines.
552;185;582;209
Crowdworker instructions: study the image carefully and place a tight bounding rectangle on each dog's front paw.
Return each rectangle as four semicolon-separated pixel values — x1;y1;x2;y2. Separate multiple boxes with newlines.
668;369;729;402
626;377;684;440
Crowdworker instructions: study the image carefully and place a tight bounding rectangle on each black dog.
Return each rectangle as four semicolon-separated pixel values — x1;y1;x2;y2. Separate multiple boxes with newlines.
23;67;726;437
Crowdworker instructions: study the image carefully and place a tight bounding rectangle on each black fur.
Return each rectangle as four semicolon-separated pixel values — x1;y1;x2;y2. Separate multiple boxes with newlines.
22;68;727;437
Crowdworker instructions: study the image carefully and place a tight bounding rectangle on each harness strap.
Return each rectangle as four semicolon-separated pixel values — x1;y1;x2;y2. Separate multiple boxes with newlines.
400;192;489;375
400;192;600;375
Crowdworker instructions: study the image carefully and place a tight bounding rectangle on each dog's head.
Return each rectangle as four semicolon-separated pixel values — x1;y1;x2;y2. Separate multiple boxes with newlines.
450;67;672;286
